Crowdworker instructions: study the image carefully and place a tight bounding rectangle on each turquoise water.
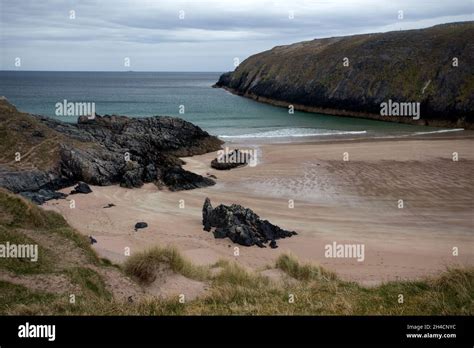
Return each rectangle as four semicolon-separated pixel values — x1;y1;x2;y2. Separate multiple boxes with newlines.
0;71;448;139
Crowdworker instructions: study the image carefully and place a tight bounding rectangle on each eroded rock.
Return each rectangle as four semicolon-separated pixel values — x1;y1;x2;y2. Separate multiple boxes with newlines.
202;198;297;248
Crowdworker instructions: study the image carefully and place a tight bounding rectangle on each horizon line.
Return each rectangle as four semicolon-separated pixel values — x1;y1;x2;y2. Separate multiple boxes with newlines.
0;70;226;73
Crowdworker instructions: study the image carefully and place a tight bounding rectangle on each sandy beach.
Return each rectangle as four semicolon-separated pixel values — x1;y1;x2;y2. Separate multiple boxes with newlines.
44;134;474;285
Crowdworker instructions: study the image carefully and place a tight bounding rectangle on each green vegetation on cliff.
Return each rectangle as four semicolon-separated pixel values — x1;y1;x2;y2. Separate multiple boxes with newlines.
216;22;474;128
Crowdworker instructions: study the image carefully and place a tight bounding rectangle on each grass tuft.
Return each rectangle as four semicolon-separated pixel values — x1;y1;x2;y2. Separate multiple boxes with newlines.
123;246;209;284
276;253;337;282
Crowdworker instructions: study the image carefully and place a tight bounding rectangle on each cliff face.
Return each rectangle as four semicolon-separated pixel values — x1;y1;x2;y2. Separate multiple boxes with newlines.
215;22;474;128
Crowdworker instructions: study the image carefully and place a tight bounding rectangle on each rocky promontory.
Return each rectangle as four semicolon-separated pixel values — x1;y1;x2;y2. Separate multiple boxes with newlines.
215;22;474;128
0;97;223;203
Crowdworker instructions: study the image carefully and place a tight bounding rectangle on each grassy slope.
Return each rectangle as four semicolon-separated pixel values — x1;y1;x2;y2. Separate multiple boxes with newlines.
0;98;99;173
0;189;472;315
0;98;64;171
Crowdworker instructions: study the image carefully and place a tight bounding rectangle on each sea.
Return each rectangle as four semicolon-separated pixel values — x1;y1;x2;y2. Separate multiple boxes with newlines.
0;71;462;142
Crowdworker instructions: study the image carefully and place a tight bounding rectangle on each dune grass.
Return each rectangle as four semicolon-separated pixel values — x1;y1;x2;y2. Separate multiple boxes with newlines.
124;246;210;284
2;249;473;315
117;248;474;315
0;189;473;315
276;253;337;282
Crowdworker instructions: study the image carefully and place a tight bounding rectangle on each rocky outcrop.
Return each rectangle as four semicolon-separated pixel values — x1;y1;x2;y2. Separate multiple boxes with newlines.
42;113;223;190
215;22;474;128
202;198;297;248
210;149;250;170
0;98;223;203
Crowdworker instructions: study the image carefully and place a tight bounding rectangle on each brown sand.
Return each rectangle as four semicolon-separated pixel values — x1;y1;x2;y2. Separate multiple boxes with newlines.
44;136;474;285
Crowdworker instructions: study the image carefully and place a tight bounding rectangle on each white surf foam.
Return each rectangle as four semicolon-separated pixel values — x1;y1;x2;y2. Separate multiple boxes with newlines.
219;128;367;139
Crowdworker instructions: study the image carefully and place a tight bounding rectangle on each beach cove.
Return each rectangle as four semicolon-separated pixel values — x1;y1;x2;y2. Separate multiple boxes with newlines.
44;133;474;285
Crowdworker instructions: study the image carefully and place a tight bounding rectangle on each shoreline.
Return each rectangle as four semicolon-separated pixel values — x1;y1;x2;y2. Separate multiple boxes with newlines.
43;134;474;285
216;85;474;130
218;127;474;146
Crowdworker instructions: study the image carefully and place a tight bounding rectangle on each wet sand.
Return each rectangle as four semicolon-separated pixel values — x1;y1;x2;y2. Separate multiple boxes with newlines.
44;135;474;284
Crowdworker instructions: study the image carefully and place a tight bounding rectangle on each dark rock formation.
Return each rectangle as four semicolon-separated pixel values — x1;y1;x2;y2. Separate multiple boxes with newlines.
0;166;71;204
70;182;92;194
202;198;297;248
89;236;97;244
59;145;125;187
20;189;67;205
103;203;115;208
211;149;250;170
163;166;215;191
134;222;148;231
215;22;474;129
0;98;223;204
0;167;73;193
53;114;222;189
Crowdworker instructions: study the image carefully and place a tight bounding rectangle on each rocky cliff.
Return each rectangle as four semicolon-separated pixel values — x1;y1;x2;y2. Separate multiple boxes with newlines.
215;22;474;128
0;97;223;202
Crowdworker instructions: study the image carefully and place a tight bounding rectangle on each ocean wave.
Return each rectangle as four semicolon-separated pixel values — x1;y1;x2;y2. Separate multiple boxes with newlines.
219;128;367;139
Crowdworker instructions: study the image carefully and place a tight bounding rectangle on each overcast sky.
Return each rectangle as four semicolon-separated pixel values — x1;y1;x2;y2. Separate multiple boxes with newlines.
0;0;472;71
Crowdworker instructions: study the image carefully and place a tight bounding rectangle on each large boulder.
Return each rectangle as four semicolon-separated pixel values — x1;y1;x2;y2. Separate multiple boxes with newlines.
202;198;297;248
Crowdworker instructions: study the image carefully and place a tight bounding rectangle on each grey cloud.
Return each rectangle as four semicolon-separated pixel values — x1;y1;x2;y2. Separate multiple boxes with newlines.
0;0;472;71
